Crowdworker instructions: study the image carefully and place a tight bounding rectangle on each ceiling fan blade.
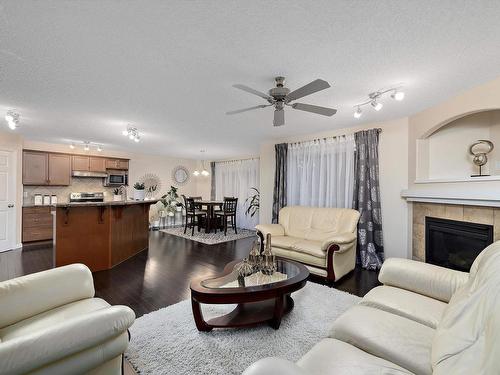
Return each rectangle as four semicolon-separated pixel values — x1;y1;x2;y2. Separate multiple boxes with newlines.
226;104;270;115
232;84;272;100
286;79;331;102
273;109;285;127
291;103;337;116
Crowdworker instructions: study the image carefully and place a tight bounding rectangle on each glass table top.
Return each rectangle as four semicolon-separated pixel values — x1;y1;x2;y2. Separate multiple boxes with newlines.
201;259;301;289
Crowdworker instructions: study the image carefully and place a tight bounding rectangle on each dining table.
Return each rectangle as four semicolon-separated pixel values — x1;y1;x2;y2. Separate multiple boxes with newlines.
195;200;223;233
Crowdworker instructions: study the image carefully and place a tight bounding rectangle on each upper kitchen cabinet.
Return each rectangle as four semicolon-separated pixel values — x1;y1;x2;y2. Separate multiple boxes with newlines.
23;151;71;186
48;154;71;185
72;155;90;171
89;157;106;172
23;151;48;185
106;158;129;170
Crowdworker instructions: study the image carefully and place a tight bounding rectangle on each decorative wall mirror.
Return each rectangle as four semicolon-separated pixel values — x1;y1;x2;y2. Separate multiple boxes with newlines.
172;165;190;186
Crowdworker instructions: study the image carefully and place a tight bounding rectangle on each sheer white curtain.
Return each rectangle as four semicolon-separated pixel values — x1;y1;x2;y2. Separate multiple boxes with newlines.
215;158;260;229
287;135;355;208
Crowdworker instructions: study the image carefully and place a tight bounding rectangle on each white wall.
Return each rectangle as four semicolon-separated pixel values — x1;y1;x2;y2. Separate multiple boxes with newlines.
259;118;410;259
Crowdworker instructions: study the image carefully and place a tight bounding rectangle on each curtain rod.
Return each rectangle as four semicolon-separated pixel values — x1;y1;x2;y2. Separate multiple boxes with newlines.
286;127;382;146
214;157;260;164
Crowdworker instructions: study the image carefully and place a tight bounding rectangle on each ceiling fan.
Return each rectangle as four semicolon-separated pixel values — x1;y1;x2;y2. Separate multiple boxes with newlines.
226;76;337;126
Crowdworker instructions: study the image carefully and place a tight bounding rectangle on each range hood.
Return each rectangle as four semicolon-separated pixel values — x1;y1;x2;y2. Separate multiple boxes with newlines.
72;171;108;178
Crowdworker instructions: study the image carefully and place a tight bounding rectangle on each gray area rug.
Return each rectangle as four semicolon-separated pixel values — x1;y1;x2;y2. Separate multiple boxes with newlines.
125;283;360;374
160;227;256;244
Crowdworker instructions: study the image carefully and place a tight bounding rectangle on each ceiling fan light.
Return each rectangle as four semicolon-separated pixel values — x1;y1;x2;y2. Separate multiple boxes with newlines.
354;107;362;119
7;120;17;130
391;90;405;101
201;169;209;176
84;143;90;151
134;136;140;142
122;130;128;136
193;170;200;176
5;114;14;123
371;101;383;111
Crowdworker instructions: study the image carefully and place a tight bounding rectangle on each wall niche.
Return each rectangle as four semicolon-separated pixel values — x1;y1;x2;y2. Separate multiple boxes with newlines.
416;109;500;183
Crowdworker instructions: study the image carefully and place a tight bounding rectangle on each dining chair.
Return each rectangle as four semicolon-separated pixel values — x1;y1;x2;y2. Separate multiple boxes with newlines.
184;197;207;235
215;197;238;236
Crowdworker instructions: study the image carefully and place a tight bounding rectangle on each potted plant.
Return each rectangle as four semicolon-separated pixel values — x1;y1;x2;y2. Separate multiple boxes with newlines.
160;186;180;216
133;182;146;201
245;187;260;218
113;188;122;202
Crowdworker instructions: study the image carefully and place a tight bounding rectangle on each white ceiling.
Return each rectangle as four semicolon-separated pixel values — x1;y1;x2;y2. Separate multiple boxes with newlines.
2;1;500;159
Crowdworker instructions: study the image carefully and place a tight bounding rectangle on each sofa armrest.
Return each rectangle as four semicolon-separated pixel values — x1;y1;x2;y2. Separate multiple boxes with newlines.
255;224;285;237
379;258;469;302
243;357;307;375
0;305;135;375
321;232;357;251
0;264;95;328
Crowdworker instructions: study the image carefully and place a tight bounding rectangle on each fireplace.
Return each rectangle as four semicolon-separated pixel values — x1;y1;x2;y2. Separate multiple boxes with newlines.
425;217;493;272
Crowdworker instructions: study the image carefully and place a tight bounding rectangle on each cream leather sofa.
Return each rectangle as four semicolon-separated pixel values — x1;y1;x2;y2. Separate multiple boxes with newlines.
243;241;500;375
256;206;360;282
0;264;135;375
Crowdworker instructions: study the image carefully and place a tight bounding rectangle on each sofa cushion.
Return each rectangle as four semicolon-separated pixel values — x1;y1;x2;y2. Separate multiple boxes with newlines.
432;241;500;375
272;247;326;268
297;338;413;375
0;298;110;341
360;285;447;329
278;206;359;240
271;236;302;250
330;305;434;375
291;240;324;258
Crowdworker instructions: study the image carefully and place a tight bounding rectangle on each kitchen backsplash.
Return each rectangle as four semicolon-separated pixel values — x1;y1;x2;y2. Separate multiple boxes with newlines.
23;177;117;204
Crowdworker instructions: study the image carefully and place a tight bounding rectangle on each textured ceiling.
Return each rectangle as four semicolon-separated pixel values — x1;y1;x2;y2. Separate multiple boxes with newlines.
1;1;500;159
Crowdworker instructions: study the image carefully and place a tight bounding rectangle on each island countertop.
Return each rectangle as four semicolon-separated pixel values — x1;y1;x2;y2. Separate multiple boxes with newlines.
55;199;158;207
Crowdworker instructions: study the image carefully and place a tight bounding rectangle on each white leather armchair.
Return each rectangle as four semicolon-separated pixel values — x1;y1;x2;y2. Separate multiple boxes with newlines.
256;206;360;282
244;241;500;375
0;264;135;375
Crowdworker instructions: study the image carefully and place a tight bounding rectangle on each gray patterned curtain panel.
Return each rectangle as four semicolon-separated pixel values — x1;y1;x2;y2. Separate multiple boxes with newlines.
210;162;216;200
272;143;288;223
353;129;384;270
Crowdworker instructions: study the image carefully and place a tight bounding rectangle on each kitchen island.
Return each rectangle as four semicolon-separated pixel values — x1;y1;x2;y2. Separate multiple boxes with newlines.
54;200;155;272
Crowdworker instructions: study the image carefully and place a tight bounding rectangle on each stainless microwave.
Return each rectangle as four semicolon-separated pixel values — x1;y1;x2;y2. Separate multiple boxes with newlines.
104;170;128;186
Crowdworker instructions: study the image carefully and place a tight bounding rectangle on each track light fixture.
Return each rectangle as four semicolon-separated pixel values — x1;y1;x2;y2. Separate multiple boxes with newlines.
353;86;405;118
122;126;141;142
5;110;20;130
69;141;103;152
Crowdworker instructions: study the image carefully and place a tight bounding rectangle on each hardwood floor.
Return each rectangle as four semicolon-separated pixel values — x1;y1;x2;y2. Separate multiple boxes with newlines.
0;231;380;318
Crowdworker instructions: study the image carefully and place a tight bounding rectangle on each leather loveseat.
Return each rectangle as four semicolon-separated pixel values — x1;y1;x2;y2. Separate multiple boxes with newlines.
256;206;360;282
243;240;500;375
0;264;135;375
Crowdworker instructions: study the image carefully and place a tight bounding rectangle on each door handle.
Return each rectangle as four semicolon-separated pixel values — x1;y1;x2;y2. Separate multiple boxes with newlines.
8;204;14;208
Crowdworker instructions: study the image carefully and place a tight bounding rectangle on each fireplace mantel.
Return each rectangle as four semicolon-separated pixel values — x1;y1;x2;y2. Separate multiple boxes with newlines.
401;189;500;207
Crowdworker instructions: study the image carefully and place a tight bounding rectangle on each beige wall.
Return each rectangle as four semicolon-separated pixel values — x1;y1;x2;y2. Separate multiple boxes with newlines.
408;76;500;195
259;118;410;259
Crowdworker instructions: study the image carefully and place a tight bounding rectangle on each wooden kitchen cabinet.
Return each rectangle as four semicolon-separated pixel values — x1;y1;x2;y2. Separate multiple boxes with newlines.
72;155;90;171
106;158;129;170
23;151;48;185
23;151;71;186
48;154;71;185
22;206;53;242
89;157;106;172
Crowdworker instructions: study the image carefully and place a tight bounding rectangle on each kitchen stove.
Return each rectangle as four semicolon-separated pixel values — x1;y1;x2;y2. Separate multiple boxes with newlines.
69;192;105;203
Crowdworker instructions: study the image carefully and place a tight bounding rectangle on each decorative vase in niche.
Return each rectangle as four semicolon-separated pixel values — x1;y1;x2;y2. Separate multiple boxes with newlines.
261;233;276;275
134;189;145;201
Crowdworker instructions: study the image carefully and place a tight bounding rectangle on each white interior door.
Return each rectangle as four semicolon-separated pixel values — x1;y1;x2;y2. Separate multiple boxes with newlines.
0;150;16;252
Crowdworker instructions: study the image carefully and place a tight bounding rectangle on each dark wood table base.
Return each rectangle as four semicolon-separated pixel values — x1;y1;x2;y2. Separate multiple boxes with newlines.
191;294;294;332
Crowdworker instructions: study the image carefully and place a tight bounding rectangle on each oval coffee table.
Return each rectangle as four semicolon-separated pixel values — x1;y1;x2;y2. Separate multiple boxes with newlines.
190;258;309;331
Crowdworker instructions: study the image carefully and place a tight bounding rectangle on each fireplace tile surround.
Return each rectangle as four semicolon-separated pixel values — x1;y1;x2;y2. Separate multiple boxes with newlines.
412;202;500;261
